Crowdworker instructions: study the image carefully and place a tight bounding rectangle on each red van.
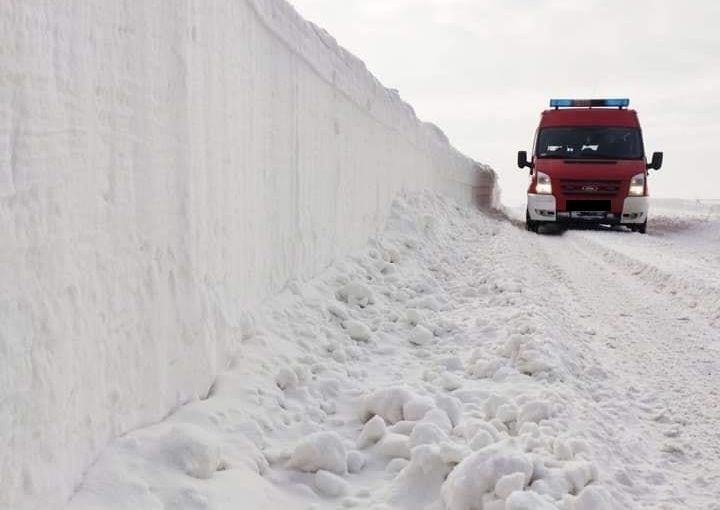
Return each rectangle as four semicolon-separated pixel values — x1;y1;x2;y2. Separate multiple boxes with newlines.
517;99;663;233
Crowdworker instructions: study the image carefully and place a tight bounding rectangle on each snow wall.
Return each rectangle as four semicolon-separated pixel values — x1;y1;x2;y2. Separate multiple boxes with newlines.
0;1;497;508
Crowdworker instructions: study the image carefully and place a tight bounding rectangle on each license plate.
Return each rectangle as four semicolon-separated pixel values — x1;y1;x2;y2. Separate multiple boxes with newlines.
571;211;607;219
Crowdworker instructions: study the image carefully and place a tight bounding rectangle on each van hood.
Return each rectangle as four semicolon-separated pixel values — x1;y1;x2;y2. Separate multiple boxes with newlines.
535;159;645;179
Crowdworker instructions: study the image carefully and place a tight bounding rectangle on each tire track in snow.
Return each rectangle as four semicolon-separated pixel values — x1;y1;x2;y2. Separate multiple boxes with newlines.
570;230;720;329
534;232;720;507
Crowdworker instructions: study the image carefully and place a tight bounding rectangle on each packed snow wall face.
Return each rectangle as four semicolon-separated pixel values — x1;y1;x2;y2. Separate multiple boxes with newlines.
0;1;496;508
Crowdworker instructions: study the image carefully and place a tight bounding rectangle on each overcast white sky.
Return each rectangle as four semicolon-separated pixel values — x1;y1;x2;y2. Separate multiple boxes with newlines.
290;0;720;205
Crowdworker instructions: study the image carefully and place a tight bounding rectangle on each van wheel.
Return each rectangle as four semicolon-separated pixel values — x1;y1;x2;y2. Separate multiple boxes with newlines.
526;211;539;233
632;221;647;234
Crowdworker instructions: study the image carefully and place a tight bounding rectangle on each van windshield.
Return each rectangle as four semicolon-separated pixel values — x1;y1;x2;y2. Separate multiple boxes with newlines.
536;127;643;160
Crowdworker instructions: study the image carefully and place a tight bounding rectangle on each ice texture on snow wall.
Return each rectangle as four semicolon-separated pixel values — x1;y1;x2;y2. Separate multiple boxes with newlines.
0;1;496;508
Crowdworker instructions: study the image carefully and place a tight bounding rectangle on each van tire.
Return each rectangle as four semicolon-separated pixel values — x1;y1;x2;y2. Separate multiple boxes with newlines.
631;221;647;234
526;211;539;233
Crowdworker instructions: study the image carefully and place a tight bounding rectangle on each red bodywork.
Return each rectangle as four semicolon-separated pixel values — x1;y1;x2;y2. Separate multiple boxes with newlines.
528;108;648;213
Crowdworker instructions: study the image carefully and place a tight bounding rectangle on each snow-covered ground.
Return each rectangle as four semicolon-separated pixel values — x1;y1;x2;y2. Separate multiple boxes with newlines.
66;196;720;510
3;2;716;509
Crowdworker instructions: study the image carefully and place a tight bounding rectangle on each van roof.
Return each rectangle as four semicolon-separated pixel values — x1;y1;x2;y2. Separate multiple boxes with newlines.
540;108;640;128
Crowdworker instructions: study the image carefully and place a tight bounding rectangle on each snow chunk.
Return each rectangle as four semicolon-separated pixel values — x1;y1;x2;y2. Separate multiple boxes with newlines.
460;420;500;442
264;447;292;465
441;445;533;510
403;395;435;421
483;394;509;420
409;325;434;346
337;282;374;307
483;500;506;510
346;451;366;474
470;430;495;451
363;388;414;424
315;470;348;497
565;462;598;494
357;415;387;448
389;420;416;436
439;442;470;465
496;403;519;423
495;472;527;499
386;445;452;504
440;356;464;371
504;336;553;375
343;320;372;342
421;408;453;433
573;485;613;510
376;433;411;460
288;432;347;474
440;372;463;391
531;462;597;500
166;426;221;479
327;303;349;321
518;401;552;424
436;395;463;427
386;458;410;474
409;422;447;447
470;358;507;379
505;491;559;509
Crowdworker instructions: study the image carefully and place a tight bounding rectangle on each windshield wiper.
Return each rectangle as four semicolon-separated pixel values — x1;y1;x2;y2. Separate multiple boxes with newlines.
564;153;629;160
580;154;616;159
585;154;641;160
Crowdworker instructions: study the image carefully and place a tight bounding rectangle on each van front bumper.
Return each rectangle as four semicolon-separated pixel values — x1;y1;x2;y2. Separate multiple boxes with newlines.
620;196;649;224
527;194;557;221
527;195;648;225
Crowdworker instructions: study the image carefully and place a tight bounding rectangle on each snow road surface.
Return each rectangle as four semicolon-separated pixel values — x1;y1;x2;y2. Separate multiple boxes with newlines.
66;197;719;510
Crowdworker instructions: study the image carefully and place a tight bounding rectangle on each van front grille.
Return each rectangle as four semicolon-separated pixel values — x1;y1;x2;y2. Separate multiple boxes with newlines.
560;179;621;196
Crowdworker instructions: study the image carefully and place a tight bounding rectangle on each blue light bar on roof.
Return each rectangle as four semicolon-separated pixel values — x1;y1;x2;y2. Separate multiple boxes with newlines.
550;98;630;108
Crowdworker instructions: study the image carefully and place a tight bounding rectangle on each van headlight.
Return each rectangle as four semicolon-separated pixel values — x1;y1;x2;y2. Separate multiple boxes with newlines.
628;173;646;196
536;172;552;194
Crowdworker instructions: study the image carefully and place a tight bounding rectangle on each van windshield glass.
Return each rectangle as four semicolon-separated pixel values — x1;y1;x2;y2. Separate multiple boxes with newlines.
536;127;643;159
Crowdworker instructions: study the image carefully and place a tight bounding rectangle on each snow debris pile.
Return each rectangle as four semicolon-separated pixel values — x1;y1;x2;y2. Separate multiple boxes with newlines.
68;194;633;509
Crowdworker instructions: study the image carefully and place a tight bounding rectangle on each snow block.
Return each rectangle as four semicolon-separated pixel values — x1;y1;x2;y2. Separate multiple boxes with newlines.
315;470;349;497
165;425;221;480
376;433;412;460
363;388;415;424
357;415;388;448
442;444;534;510
409;325;435;346
410;422;448;448
346;450;366;474
288;432;347;474
572;485;614;510
343;320;373;342
505;491;559;510
403;395;436;421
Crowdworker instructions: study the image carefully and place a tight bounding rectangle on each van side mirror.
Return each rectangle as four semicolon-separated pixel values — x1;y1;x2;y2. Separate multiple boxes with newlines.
517;151;533;169
648;152;663;170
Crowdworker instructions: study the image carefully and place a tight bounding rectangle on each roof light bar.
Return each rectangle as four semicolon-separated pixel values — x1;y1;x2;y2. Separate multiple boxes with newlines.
550;98;630;108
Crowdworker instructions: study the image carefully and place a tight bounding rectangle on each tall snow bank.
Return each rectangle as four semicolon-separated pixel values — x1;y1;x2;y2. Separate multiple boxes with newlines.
0;0;496;508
